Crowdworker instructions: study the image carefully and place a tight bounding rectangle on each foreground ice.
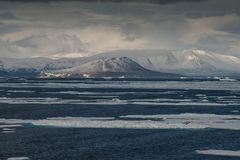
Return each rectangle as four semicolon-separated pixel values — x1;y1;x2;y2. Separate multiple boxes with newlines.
2;128;16;133
120;113;240;130
2;130;16;133
1;113;240;130
0;97;233;106
0;124;22;128
0;81;240;91
196;150;240;157
7;157;29;160
7;90;35;93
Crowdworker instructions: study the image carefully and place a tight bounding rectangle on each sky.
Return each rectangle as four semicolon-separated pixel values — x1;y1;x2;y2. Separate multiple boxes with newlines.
0;0;240;58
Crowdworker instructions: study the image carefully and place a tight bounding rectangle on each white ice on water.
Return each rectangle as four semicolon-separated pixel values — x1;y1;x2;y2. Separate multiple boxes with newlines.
0;81;240;91
196;150;240;157
7;157;30;160
1;113;240;130
0;97;234;106
0;124;22;128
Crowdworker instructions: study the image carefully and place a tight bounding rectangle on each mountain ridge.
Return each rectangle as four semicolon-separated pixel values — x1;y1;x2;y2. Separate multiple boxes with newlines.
40;57;181;78
1;49;240;78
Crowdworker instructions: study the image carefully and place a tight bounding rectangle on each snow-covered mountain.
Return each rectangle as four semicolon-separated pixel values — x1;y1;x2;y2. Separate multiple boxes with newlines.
0;57;90;77
91;49;240;77
132;49;240;76
40;57;180;78
1;49;240;78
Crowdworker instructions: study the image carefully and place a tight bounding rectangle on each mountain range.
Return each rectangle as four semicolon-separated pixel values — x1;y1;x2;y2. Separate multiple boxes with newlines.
1;49;240;78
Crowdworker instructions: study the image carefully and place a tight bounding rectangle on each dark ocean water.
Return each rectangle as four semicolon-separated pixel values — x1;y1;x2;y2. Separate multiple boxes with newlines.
0;78;240;160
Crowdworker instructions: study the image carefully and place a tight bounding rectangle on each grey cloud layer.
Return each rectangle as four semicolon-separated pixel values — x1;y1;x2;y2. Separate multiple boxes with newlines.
0;0;206;4
0;0;240;58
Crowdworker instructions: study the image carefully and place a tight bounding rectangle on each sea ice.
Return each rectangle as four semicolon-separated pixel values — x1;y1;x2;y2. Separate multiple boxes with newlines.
196;150;240;157
7;157;29;160
1;113;240;130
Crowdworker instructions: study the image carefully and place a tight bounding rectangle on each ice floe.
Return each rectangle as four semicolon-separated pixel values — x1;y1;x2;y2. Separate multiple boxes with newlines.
231;110;239;113
7;157;30;160
2;127;16;133
2;128;15;131
120;113;240;130
7;90;35;93
1;113;240;130
0;96;234;106
1;80;240;91
2;130;16;133
1;125;19;133
0;124;22;128
131;102;228;106
196;150;240;157
0;117;206;129
0;97;62;104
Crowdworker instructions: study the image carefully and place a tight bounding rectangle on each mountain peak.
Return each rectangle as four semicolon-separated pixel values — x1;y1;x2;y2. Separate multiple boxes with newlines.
73;57;148;73
40;56;180;78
